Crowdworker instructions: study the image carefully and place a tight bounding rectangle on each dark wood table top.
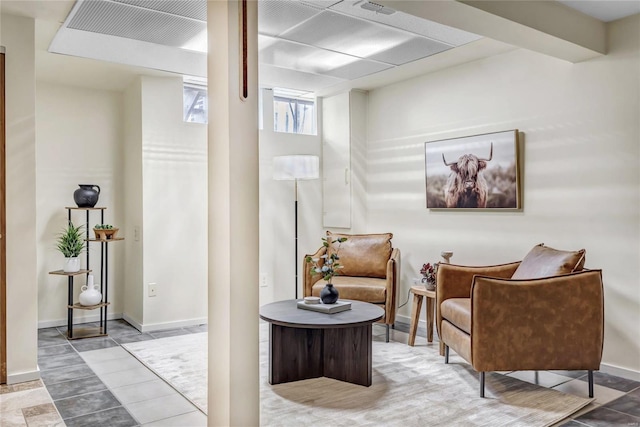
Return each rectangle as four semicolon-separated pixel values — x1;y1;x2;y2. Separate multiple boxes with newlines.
260;299;384;329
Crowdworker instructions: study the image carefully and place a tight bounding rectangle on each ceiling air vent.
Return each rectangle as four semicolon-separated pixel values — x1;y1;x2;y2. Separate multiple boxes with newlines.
359;1;395;15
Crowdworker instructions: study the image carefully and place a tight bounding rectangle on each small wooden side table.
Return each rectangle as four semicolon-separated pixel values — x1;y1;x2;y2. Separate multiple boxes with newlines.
408;285;445;355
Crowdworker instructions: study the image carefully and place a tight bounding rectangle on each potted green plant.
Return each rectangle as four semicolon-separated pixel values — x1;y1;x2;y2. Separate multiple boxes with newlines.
306;236;347;304
93;224;119;240
56;221;85;272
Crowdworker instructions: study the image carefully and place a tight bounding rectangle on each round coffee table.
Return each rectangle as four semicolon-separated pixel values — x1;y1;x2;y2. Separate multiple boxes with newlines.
260;299;384;387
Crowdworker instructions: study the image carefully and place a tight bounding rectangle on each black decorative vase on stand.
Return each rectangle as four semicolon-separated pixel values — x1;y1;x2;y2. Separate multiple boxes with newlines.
74;184;100;208
320;283;339;304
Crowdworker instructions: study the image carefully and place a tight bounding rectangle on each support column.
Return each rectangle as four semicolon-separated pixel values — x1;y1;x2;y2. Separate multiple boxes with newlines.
207;1;259;426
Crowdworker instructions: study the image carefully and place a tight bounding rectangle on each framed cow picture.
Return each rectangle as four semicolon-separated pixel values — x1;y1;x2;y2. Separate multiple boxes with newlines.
425;130;521;210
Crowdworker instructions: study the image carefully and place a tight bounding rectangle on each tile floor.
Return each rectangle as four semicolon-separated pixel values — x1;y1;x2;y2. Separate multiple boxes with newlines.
2;320;637;426
37;320;207;427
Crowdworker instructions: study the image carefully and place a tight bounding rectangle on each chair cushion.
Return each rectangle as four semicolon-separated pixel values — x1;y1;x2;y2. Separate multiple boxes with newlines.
511;243;586;280
440;298;471;334
326;231;392;279
311;276;387;304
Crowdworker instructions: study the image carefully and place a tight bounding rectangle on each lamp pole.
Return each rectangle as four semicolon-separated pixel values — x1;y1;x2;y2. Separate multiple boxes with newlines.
294;179;299;299
272;155;319;301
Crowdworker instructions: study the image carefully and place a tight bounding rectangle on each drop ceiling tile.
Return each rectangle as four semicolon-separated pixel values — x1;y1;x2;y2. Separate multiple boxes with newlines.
300;0;344;8
323;59;392;80
369;36;452;65
259;36;359;74
259;63;346;92
113;0;207;21
330;1;481;46
258;0;323;37
68;0;206;47
281;10;413;59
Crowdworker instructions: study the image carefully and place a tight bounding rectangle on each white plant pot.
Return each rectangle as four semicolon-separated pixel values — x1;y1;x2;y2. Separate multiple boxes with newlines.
63;257;81;273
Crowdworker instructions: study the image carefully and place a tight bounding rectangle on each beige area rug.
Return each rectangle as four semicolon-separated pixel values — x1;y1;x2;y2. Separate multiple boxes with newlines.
123;333;208;413
123;326;592;426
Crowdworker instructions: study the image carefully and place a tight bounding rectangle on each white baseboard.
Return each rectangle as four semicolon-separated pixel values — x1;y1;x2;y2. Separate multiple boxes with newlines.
600;363;640;381
122;313;143;332
8;368;40;384
395;314;418;329
137;317;208;333
38;312;123;329
38;313;207;334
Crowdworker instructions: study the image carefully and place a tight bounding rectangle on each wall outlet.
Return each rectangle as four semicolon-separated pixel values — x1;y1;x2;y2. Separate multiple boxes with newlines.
260;274;268;287
148;283;157;297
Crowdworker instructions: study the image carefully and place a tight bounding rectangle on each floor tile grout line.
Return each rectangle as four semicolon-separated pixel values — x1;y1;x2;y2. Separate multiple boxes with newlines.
61;404;140;425
103;377;164;392
52;387;116;403
594;405;640;420
41;372;100;388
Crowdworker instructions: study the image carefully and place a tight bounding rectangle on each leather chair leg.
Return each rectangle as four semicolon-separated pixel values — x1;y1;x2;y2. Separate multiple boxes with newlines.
385;324;389;342
480;372;485;398
444;345;449;363
588;370;594;398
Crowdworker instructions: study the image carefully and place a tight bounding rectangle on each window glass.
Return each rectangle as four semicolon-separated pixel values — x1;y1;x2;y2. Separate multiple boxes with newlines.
273;88;316;135
184;83;208;124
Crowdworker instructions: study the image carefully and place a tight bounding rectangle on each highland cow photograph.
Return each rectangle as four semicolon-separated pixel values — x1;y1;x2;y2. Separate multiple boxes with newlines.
425;130;521;209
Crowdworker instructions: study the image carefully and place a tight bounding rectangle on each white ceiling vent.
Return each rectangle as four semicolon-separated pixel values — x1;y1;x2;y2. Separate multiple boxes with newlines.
359;1;395;16
67;0;206;47
113;0;207;21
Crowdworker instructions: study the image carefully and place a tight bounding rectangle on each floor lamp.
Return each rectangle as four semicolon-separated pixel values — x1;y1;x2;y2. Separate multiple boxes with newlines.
273;155;320;299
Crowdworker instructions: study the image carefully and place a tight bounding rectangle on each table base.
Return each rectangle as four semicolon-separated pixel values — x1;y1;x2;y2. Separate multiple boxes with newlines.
268;323;373;387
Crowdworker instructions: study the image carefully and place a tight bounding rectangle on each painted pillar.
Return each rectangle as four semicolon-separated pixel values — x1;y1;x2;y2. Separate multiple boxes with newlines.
2;14;38;385
207;1;259;426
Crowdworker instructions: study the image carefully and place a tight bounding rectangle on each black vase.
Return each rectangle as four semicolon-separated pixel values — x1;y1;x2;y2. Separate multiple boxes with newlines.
74;184;101;208
320;283;339;304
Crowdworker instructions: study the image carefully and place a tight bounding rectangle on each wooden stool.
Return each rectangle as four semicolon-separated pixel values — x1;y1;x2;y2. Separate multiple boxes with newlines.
408;285;445;355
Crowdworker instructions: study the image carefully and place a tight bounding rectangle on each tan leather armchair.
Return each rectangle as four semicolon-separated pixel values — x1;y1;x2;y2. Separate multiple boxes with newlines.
436;244;604;397
304;231;400;342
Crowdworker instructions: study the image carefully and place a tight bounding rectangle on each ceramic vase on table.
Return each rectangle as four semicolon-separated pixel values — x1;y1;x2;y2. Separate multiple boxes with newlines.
423;278;436;291
79;275;102;306
73;184;101;208
320;282;339;304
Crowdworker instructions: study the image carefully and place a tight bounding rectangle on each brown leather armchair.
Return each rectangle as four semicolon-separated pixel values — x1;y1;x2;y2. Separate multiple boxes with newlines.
436;244;604;397
303;231;400;342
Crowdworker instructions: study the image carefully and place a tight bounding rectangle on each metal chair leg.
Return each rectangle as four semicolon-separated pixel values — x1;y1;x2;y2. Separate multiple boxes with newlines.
385;324;390;342
444;345;449;363
588;370;594;398
480;372;485;398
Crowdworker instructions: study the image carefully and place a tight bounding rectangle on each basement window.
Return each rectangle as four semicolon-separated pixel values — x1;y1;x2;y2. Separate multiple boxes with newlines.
183;82;208;124
273;88;316;136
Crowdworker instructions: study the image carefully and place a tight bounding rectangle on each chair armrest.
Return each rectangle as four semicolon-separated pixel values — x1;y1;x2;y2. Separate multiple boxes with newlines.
384;248;401;324
436;262;520;336
470;270;604;372
303;246;326;297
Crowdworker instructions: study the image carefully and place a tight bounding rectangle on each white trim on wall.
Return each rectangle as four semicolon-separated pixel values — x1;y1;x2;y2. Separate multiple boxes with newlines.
37;312;124;330
7;368;40;385
124;313;207;333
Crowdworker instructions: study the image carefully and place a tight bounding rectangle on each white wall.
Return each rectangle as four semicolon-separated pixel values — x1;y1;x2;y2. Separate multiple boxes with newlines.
140;76;207;329
2;13;38;383
123;78;144;326
259;88;323;303
366;15;640;375
36;82;125;327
